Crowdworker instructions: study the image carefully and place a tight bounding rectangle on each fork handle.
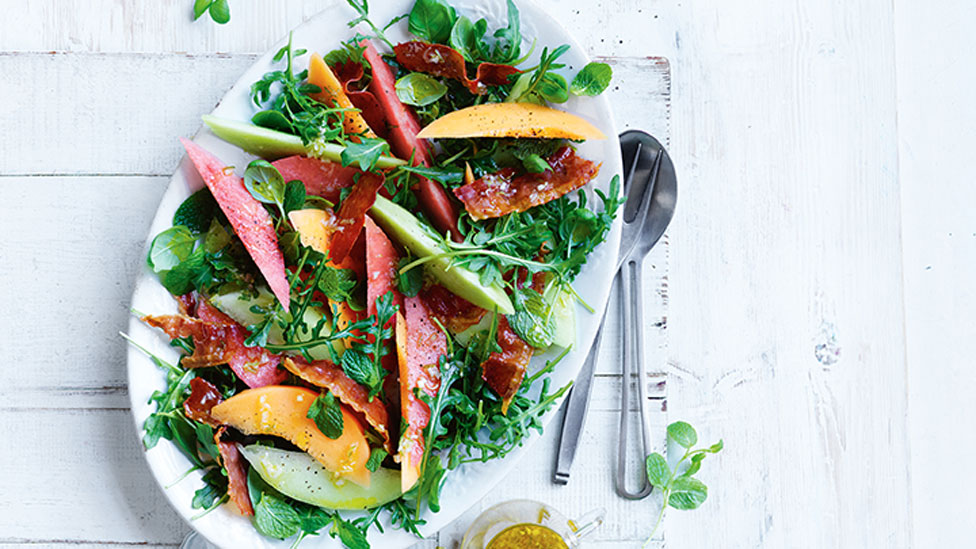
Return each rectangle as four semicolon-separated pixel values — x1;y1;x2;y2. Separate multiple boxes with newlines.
615;255;653;499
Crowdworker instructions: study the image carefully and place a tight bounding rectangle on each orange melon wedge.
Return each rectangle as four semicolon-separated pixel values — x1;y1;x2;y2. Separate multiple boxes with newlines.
415;102;606;140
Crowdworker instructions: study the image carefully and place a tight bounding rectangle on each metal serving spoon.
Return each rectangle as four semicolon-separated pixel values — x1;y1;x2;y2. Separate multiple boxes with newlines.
553;131;677;490
614;131;677;499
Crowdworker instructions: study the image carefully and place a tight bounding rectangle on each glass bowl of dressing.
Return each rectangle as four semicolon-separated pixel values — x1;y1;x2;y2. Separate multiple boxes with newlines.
460;499;605;549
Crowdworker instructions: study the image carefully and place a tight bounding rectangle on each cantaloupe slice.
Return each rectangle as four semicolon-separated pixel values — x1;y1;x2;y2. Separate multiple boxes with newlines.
415;102;606;140
210;385;372;487
308;53;377;139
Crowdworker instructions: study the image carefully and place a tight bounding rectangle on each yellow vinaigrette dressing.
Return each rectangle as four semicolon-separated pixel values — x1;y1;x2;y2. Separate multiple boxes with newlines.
486;523;569;549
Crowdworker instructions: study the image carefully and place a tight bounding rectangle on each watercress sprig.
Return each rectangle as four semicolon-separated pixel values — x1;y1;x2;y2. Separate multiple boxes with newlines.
643;421;723;547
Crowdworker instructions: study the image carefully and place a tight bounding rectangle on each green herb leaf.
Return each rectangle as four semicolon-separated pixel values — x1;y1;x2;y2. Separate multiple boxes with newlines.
330;513;370;549
208;0;230;24
252;109;295;134
395;73;448;107
399;165;464;185
491;0;522;63
407;0;457;44
341;138;390;172
570;61;612;96
296;504;334;533
667;421;698;448
668;476;708;510
148;226;196;273
365;447;388;472
318;266;358;303
521;153;550;173
645;452;670;489
243;159;287;208
248;469;301;540
192;467;228;509
397;257;423;297
708;439;724;453
341;348;380;393
283;180;307;214
507;289;555;349
537;72;569;103
162;248;211;295
173;189;218;234
449;16;488;63
307;392;344;439
684;452;706;477
193;0;211;20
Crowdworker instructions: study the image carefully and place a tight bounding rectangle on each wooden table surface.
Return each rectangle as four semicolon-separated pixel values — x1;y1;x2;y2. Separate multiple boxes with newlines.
1;1;972;547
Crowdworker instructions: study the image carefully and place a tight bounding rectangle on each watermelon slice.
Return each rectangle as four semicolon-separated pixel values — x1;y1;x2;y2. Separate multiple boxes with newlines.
361;40;460;240
272;155;359;204
180;138;291;311
364;216;403;318
396;295;445;491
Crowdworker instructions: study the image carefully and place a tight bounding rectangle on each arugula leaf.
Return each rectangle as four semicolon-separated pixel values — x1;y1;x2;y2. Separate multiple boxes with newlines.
399;165;464;185
365;447;388;472
396;257;423;297
395;73;448;107
346;0;397;49
341;138;390;172
449;16;488;63
491;0;522;63
148;226;196;273
330;513;370;549
570;61;613;96
307;392;344;439
505;44;570;103
408;0;457;44
173;189;218;234
192;467;228;510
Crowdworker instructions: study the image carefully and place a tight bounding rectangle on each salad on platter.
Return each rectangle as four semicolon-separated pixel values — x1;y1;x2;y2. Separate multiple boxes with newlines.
129;0;620;546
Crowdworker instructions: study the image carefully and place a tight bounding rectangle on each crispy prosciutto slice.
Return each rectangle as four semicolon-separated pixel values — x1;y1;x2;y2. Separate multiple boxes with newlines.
141;314;231;369
195;300;287;388
331;59;389;141
481;316;532;414
420;284;487;334
328;171;385;263
394;41;521;95
183;377;223;427
214;426;254;516
307;52;377;140
361;40;460;240
282;357;393;453
396;295;446;491
454;146;600;220
272;155;359;204
180;138;291;311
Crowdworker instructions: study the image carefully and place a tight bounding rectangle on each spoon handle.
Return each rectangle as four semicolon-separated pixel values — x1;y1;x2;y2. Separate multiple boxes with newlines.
615;256;653;499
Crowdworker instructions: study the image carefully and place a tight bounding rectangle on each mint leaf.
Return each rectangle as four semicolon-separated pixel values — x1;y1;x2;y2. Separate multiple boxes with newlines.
283;180;306;214
537;72;569;103
193;0;212;20
645;452;670;489
408;0;456;44
208;0;230;24
708;440;724;453
450;16;489;63
173;189;218;234
395;73;448;107
148;226;195;273
668;476;708;510
667;421;698;448
252;109;295;134
365;447;388;472
307;392;344;439
318;266;358;303
341;349;379;392
570;62;612;96
507;289;555;349
248;469;301;540
340;138;390;172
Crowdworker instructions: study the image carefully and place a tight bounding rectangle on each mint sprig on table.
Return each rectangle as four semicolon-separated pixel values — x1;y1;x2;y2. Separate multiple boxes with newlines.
643;421;723;547
193;0;230;24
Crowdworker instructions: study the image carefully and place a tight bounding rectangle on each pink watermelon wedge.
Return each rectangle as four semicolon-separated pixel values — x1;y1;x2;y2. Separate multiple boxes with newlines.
364;216;403;318
272;155;359;204
180;138;291;311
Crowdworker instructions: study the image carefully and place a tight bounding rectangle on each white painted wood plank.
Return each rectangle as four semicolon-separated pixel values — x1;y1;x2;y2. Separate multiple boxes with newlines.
664;0;911;547
0;53;668;176
0;0;674;59
893;0;976;546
